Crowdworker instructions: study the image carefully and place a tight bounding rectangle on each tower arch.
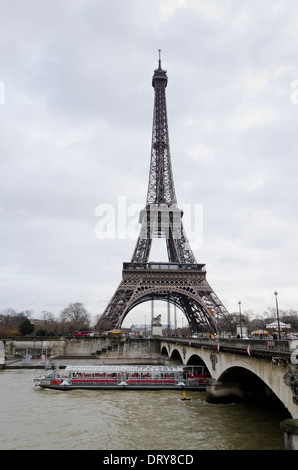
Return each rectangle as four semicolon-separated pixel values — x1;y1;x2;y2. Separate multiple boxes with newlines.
114;283;219;331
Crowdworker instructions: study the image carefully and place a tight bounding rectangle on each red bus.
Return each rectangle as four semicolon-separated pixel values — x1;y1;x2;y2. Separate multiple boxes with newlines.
73;331;99;337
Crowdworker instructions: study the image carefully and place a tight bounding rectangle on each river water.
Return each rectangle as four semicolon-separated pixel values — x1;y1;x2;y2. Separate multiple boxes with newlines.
0;369;289;451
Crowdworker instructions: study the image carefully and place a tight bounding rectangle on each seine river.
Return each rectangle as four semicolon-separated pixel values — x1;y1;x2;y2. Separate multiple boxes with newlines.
0;369;289;451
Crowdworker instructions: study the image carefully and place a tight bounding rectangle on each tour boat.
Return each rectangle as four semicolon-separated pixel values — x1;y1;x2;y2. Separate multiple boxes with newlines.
34;364;211;391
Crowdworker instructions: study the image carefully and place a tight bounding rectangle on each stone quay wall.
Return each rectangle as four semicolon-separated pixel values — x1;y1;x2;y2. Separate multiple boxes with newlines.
3;337;162;361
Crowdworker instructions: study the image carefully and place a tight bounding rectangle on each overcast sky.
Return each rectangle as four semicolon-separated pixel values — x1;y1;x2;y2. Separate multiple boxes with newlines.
1;0;298;327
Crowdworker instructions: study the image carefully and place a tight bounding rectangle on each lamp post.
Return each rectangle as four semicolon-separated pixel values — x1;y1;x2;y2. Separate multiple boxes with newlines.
167;298;171;336
151;299;154;335
238;301;243;339
274;291;281;340
174;305;177;336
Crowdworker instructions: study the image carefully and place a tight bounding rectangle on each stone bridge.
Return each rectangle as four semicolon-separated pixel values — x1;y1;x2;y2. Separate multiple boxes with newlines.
161;337;298;449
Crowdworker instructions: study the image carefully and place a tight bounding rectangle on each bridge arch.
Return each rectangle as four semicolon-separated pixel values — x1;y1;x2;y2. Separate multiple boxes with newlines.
170;348;184;363
216;362;293;413
160;345;184;364
187;353;209;368
217;366;281;404
160;341;213;374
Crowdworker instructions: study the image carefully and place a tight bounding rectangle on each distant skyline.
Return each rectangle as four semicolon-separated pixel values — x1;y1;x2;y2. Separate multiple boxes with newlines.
1;1;298;326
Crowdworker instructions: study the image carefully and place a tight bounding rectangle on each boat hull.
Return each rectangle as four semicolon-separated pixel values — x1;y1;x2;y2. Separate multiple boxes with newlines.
36;383;206;391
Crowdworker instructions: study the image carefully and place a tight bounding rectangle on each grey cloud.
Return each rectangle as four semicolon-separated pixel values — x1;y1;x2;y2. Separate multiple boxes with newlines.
0;0;297;322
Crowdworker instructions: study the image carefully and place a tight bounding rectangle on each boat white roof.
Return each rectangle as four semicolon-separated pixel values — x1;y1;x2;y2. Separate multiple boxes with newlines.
64;365;184;373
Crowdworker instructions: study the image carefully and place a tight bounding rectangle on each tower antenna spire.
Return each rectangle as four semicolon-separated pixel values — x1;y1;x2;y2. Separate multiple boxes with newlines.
158;49;161;68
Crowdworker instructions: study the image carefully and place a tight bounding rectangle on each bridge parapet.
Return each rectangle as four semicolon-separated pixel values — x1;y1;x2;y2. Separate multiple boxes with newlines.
163;337;295;359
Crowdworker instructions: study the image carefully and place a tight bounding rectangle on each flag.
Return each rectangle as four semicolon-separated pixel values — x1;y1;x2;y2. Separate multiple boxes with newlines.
247;345;252;356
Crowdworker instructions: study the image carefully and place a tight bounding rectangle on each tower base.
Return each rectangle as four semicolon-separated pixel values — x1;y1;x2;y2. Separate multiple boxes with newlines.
100;262;228;332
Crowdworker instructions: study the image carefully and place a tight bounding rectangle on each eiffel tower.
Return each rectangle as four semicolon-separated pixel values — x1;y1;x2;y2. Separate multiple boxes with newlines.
99;53;229;333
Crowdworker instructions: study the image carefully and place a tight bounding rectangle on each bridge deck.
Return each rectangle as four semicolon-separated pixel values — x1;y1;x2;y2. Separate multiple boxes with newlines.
162;337;295;360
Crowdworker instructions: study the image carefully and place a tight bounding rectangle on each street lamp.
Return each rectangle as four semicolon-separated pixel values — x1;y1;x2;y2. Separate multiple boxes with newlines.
238;301;243;339
274;291;281;340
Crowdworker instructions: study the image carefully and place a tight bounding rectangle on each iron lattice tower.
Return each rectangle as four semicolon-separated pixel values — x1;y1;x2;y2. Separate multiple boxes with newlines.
131;54;196;265
99;54;229;332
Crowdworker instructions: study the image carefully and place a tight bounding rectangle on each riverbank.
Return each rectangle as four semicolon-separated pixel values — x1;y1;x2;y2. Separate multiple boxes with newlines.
2;337;164;367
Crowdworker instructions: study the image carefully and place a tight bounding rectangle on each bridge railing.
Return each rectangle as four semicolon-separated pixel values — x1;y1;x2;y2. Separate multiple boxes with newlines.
162;337;294;356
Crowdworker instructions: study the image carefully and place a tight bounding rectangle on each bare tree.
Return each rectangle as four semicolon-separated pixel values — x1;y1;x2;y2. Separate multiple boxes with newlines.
59;302;91;334
93;316;113;334
40;311;59;335
0;308;17;327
